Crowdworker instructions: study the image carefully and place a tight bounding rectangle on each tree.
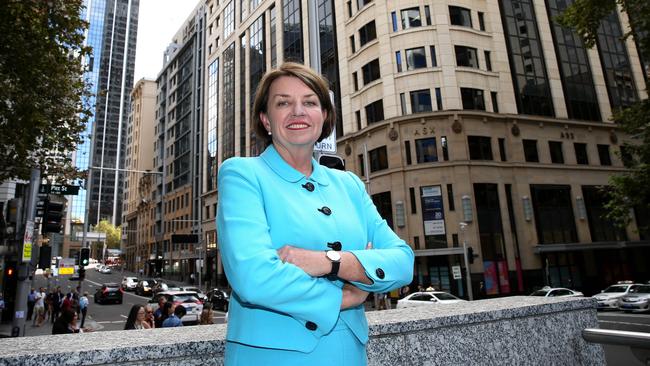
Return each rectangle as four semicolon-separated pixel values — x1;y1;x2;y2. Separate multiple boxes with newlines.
0;0;92;182
94;219;121;249
558;0;649;231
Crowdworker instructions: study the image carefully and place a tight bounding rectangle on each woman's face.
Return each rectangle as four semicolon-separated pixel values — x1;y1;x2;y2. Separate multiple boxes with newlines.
260;76;327;153
136;307;145;321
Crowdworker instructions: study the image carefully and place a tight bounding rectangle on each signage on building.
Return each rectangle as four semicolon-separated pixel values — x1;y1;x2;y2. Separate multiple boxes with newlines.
58;257;75;275
39;184;80;195
421;186;446;236
452;265;462;280
22;221;34;263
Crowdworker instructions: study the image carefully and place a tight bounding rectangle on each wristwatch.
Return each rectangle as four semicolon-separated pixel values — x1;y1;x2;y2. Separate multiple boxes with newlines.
325;250;341;280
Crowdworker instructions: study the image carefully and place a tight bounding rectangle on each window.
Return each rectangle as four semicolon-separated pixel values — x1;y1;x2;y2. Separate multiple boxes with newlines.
441;136;449;161
468;136;493;160
357;0;372;10
369;146;388;172
415;137;438;163
597;144;611;166
435;88;443;110
283;0;303;63
401;7;422;29
574;143;588;165
395;51;402;72
455;46;479;68
223;1;235;38
425;6;432;25
359;20;376;47
391;11;398;32
447;184;455;211
365;99;384;124
410;89;432;113
582;186;626;241
430;46;437;67
523;139;539;162
400;93;407;115
409;187;417;213
491;92;499;113
478;12;486;31
352;72;358;91
460;88;485;110
362;58;380;85
549;141;564;164
350;35;356;53
358;154;365;176
405;140;412;165
449;6;472;27
406;47;427;70
484;51;492;71
355;110;361;130
498;138;507;161
474;183;507;271
371;191;394;229
531;185;578;244
347;1;352;17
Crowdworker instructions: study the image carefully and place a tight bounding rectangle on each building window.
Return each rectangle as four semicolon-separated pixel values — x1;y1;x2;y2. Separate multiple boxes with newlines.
222;43;236;161
355;110;361;130
249;14;266;157
352;72;358;91
283;0;303;63
491;92;499;113
425;6;432;25
582;186;627;242
400;93;407;115
441;136;449;161
365;99;384;124
362;58;381;85
531;185;578;244
430;46;437;67
357;0;372;11
409;187;417;214
416;137;438;163
410;89;432;113
358;154;364;176
460;88;485;110
597;144;611;166
223;1;235;38
369;146;388;172
435;88;443;110
574;143;588;165
478;12;486;31
447;184;455;211
468;136;493;160
449;6;472;27
406;47;427;70
498;138;507;161
359;20;376;47
523;139;539;162
206;58;220;191
401;7;422;30
405;140;412;165
455;46;479;68
240;34;247;157
484;51;492;71
391;11;398;32
371;191;394;229
473;183;507;280
395;51;402;72
350;35;356;53
549;141;564;164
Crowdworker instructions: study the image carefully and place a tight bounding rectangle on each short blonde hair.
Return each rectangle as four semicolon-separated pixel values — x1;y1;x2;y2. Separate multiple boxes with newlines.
253;62;336;148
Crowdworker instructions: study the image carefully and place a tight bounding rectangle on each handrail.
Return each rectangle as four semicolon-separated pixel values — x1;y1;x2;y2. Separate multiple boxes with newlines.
583;328;650;349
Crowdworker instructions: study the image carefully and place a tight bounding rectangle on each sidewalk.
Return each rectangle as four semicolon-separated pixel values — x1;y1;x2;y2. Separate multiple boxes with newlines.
0;316;101;338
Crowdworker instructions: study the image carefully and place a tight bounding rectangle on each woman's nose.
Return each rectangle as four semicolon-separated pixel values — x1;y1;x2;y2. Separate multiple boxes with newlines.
292;102;305;116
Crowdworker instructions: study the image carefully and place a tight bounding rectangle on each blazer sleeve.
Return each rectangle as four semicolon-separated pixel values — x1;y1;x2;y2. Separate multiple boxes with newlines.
345;172;415;293
217;158;342;336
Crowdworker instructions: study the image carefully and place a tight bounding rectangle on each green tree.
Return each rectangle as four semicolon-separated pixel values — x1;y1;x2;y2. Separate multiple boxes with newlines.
558;0;649;231
94;219;121;249
0;0;92;182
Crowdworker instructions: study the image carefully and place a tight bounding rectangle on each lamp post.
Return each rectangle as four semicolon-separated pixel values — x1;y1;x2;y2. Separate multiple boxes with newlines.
459;222;474;301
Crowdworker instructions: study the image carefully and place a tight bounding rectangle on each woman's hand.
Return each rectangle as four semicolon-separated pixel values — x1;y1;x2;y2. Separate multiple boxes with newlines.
340;283;369;310
277;245;329;277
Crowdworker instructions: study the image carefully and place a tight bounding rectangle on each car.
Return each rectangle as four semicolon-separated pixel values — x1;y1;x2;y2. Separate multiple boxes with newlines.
99;265;112;274
592;281;641;310
135;279;158;296
152;282;181;294
179;286;208;302
395;291;466;309
121;276;139;291
94;283;123;304
529;286;583;298
95;264;103;272
617;284;650;313
148;291;204;323
206;288;230;312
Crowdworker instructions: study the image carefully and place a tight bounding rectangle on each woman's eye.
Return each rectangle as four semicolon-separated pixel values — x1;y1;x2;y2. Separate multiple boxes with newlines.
305;100;318;106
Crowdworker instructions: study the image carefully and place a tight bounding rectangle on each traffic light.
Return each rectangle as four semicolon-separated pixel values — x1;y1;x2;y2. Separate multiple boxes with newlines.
318;154;345;170
467;247;475;264
39;245;52;269
42;199;64;233
79;247;90;267
78;267;86;281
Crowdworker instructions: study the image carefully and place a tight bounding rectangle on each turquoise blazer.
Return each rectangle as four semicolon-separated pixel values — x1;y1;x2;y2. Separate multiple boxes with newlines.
216;145;414;353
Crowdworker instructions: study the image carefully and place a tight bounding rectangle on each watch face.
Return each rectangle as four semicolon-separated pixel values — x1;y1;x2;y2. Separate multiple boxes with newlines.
326;250;341;261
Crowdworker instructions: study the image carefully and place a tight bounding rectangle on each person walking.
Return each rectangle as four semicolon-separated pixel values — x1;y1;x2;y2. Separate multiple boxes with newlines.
78;292;89;328
200;304;214;325
34;287;46;327
50;287;64;323
124;305;152;330
26;288;36;322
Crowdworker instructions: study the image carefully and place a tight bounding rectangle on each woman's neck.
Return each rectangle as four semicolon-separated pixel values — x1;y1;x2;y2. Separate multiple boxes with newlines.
273;144;313;177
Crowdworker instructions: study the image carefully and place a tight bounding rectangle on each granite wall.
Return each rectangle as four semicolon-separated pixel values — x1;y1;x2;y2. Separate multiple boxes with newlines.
0;296;605;365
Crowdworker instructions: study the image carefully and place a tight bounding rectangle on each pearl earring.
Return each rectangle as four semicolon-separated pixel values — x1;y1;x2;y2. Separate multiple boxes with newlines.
267;130;272;135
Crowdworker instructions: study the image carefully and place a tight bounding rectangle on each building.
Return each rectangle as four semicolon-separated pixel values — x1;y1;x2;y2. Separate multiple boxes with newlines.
128;0;648;297
66;0;140;258
122;79;156;273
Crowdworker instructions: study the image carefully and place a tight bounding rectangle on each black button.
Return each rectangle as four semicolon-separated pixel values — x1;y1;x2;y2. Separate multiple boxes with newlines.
305;321;317;331
317;206;332;216
302;182;315;192
375;268;385;279
327;241;342;251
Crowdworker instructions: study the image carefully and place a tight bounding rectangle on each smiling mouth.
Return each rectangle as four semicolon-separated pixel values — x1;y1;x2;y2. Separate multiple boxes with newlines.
287;122;309;129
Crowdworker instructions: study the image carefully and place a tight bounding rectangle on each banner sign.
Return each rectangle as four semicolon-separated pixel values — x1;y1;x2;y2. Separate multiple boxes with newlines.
421;186;446;236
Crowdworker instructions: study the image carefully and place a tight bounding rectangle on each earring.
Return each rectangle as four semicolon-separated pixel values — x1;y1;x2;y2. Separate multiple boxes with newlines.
267;130;272;135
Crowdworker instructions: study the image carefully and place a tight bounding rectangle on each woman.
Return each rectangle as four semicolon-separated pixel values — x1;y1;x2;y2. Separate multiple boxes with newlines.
144;305;155;328
216;62;414;365
124;304;151;330
200;303;214;325
52;309;83;334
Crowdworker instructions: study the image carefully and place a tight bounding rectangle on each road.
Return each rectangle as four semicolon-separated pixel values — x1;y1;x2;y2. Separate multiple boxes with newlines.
597;311;650;366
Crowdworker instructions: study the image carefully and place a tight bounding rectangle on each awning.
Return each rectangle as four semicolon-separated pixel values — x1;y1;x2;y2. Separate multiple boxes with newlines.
534;240;650;254
414;247;465;257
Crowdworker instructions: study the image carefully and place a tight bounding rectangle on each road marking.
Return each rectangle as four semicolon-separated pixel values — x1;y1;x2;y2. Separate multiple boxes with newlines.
95;320;126;324
120;314;127;319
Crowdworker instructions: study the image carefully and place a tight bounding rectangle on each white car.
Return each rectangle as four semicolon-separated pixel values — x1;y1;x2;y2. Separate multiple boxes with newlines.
121;276;139;291
396;291;466;309
618;284;650;313
593;282;641;310
529;286;583;298
148;291;204;323
179;286;208;302
99;265;112;274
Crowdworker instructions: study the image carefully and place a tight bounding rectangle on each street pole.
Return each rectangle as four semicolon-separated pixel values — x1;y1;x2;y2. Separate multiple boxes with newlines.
460;223;474;301
12;168;40;336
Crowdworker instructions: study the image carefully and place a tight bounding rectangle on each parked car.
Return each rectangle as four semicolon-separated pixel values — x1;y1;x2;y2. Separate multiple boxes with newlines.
152;282;182;294
207;288;230;312
135;279;158;297
529;286;583;298
148;291;204;323
593;281;641;310
179;286;208;302
94;283;123;304
617;284;650;313
121;276;139;291
396;291;466;309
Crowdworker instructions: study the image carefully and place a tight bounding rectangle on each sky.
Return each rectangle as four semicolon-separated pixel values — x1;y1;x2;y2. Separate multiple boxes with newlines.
134;0;200;81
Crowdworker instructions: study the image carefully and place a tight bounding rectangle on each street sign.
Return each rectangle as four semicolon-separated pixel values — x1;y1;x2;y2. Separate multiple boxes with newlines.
452;265;462;280
22;221;34;263
39;184;80;195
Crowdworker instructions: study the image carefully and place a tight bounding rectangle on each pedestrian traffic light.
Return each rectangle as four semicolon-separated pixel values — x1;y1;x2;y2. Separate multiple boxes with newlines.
318;154;345;170
467;247;475;264
79;247;90;267
42;199;64;233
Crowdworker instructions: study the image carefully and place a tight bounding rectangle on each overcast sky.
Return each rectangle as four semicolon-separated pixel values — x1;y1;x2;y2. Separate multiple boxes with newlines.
134;0;200;81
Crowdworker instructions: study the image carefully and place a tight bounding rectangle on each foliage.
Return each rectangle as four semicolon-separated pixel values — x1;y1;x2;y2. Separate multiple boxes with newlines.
0;0;92;182
94;219;122;249
558;0;649;229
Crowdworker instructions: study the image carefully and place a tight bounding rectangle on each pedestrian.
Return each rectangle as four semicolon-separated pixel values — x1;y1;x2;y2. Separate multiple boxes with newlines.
161;303;184;327
34;287;46;327
200;304;214;325
190;272;195;285
426;285;435;291
0;293;5;321
153;297;167;328
216;62;414;365
50;287;64;323
124;305;152;330
417;284;425;292
52;309;89;334
61;293;73;312
144;305;155;329
27;288;36;321
78;292;89;328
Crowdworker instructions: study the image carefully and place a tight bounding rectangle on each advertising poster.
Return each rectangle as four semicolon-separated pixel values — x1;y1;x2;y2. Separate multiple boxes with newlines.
497;260;511;294
483;260;499;295
421;186;445;236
